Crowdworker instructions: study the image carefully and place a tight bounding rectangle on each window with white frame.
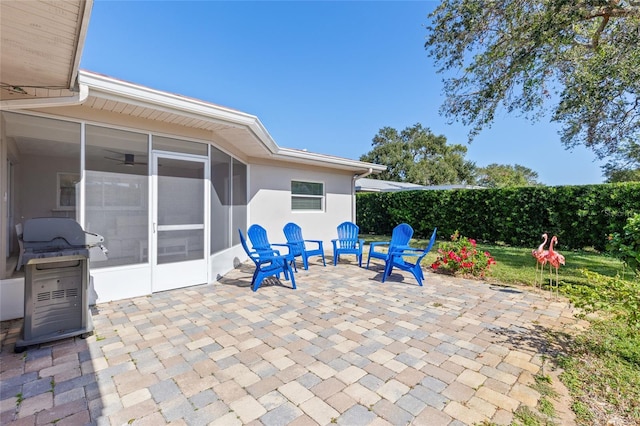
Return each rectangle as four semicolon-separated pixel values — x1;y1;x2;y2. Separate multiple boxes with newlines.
291;180;324;211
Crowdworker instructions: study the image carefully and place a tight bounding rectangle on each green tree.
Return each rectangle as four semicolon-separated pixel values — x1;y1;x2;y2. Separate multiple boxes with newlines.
476;163;542;188
359;123;476;185
603;141;640;182
425;0;640;162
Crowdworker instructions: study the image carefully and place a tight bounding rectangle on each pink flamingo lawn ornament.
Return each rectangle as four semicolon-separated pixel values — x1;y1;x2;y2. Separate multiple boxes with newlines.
546;235;565;298
531;233;548;292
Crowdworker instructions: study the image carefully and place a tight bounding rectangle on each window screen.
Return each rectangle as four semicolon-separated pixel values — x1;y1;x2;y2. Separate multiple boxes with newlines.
291;181;324;211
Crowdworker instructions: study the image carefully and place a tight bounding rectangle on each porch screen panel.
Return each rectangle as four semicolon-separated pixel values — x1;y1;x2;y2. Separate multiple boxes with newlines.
156;157;205;264
2;112;81;224
85;125;149;267
210;147;231;254
231;159;247;245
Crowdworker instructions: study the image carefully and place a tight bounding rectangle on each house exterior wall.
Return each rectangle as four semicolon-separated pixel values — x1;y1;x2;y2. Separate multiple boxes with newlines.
249;162;355;248
0;105;365;320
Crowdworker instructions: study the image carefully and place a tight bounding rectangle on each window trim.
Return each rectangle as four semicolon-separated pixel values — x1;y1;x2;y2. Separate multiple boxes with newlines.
56;172;80;210
291;180;325;212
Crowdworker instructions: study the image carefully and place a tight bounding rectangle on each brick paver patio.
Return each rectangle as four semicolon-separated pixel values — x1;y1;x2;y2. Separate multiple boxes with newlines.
0;258;582;425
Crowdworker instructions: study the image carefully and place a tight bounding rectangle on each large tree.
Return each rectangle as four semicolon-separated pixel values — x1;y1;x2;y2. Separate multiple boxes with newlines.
425;0;640;161
359;123;476;185
476;163;542;188
603;141;640;182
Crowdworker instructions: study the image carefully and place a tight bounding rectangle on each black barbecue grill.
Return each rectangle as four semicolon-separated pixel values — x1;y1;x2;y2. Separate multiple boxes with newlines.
15;218;107;353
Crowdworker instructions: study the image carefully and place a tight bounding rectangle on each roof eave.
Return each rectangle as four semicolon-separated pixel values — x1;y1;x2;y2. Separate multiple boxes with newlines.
274;148;386;173
80;71;386;174
79;71;266;131
68;1;94;91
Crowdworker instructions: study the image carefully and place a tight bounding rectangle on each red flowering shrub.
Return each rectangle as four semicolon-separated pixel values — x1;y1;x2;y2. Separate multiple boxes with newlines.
431;230;496;277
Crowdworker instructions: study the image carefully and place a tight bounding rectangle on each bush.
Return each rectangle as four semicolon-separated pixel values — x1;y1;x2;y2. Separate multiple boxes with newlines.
357;182;640;251
607;213;640;275
430;230;496;277
565;269;640;329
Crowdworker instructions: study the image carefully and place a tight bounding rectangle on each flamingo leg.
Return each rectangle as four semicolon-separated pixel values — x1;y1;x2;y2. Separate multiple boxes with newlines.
536;262;543;292
534;259;546;293
539;263;543;292
547;263;553;299
540;263;546;291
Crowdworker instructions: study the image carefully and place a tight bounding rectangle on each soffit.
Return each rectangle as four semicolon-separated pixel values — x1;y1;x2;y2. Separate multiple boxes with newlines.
81;92;270;159
80;72;385;173
0;0;92;101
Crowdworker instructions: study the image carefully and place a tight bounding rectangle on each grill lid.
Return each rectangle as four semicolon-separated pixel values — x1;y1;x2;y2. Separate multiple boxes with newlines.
23;218;87;248
19;218;108;268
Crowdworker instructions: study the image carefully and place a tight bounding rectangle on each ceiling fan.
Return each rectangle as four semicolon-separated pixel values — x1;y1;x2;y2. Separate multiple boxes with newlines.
104;150;148;166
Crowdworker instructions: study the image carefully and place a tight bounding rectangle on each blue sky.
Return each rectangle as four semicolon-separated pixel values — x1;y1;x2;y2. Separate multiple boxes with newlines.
81;1;605;186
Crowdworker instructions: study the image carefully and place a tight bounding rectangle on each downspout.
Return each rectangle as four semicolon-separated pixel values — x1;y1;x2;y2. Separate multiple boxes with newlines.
352;168;373;223
0;83;89;111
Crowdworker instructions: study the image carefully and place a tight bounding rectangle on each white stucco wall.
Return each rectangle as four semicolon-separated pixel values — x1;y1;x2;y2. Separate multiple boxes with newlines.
249;163;355;249
1;97;374;317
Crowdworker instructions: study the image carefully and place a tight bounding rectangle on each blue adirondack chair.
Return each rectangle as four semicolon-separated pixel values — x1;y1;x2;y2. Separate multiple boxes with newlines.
283;222;326;270
331;221;365;267
239;229;296;292
247;224;297;272
366;223;414;270
382;227;437;286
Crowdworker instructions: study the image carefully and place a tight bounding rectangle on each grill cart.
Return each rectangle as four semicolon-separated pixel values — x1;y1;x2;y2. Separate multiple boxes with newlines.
15;218;107;353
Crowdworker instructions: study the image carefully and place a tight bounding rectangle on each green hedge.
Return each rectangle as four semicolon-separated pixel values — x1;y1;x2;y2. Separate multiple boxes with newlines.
356;183;640;251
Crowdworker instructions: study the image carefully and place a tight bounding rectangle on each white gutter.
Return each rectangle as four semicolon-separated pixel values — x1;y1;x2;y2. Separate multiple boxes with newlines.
68;0;94;90
351;167;374;223
353;167;374;181
278;148;386;172
0;84;89;111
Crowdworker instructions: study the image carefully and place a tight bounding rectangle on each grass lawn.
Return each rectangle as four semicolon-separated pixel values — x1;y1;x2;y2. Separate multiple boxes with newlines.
361;234;629;289
361;233;640;425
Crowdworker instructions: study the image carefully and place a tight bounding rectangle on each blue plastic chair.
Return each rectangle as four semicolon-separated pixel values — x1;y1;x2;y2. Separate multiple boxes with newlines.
382;227;437;286
331;221;365;267
366;223;414;269
247;224;297;272
239;229;296;292
283;222;326;270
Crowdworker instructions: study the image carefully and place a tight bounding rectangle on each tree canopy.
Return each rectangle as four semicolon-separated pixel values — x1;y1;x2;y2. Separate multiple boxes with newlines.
476;163;542;188
424;0;640;161
359;123;476;185
603;141;640;182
